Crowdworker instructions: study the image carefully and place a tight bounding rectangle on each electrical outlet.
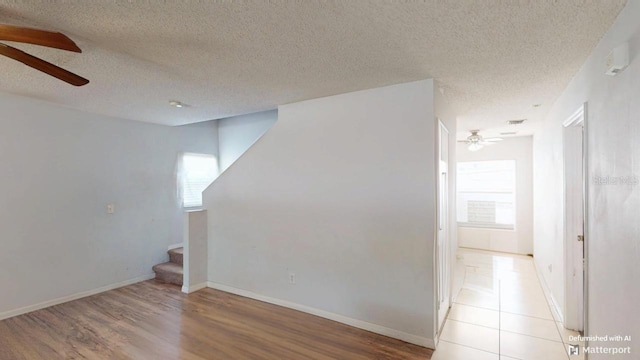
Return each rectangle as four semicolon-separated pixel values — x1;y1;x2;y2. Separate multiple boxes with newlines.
107;204;115;214
289;273;295;284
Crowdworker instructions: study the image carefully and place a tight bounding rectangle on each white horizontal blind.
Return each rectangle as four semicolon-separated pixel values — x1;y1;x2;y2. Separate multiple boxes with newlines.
182;153;218;208
456;160;516;229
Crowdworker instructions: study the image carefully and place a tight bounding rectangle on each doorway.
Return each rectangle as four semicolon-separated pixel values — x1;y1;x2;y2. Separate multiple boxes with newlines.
562;103;587;333
436;119;451;338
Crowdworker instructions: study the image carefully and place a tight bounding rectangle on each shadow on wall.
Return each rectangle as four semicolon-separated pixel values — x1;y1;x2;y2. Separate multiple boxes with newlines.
217;109;278;173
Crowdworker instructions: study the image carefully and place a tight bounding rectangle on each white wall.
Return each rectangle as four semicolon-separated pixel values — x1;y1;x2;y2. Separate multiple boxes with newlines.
204;80;439;345
217;110;278;172
0;92;218;318
457;137;533;255
533;1;639;357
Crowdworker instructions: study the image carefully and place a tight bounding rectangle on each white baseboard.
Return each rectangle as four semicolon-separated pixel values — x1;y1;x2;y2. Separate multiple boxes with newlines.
206;281;435;349
168;243;184;250
548;292;563;323
534;261;564;323
0;274;155;321
182;282;208;294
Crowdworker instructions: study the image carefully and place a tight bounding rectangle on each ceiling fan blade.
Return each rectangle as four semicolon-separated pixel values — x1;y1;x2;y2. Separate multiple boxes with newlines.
0;43;89;86
0;24;81;52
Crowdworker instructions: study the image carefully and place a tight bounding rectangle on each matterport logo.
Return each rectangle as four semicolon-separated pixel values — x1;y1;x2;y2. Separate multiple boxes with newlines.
568;335;632;357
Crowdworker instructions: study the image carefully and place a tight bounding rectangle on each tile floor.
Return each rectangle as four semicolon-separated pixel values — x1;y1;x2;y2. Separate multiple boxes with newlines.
432;248;583;360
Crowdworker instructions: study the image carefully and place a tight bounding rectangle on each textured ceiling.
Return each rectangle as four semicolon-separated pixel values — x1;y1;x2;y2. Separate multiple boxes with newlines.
0;1;627;130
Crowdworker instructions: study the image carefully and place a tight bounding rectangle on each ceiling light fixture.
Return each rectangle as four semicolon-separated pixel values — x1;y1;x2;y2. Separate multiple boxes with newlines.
468;142;483;152
169;100;184;108
459;130;502;152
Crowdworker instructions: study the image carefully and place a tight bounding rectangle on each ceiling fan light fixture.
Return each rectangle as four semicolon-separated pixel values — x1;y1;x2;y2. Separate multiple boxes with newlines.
0;24;88;86
468;142;483;152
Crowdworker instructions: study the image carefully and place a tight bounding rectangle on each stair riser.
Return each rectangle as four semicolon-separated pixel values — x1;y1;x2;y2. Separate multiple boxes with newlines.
154;269;183;286
169;252;183;265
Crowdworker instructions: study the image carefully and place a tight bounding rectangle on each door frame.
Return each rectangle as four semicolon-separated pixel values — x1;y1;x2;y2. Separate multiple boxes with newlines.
562;103;588;334
435;118;451;341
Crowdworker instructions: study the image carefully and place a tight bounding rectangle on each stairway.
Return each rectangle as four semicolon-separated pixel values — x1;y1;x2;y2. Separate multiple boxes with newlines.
152;247;183;286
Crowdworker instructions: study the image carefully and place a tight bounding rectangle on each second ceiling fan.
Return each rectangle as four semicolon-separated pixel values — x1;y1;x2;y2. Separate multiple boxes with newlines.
458;130;503;151
0;24;89;86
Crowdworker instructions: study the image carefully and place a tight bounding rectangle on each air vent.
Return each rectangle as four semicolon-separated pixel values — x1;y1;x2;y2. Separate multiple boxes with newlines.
500;132;518;136
507;119;526;125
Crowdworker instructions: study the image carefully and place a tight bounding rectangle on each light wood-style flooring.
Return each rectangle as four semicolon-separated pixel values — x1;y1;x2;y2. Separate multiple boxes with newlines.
0;280;432;359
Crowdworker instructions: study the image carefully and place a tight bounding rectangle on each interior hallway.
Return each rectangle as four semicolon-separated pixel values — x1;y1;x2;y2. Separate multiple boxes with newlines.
433;248;581;360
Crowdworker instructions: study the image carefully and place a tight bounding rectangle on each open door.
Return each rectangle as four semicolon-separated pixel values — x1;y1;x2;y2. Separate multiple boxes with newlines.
436;120;451;338
563;104;587;332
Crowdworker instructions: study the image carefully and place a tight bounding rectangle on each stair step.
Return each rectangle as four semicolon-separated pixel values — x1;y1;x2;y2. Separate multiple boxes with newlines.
152;262;183;286
168;247;183;265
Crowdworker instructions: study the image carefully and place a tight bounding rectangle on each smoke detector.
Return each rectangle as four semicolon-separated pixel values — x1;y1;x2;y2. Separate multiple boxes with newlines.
507;119;526;125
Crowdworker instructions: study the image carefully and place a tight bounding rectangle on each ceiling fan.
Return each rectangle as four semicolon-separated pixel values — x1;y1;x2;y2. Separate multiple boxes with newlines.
458;130;503;151
0;24;89;86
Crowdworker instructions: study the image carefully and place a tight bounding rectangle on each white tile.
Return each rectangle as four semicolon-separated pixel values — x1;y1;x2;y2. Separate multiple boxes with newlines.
450;249;572;360
464;272;499;291
501;312;562;342
454;288;499;310
501;298;554;320
448;303;499;329
501;287;547;301
432;341;499;360
501;331;569;360
440;320;499;354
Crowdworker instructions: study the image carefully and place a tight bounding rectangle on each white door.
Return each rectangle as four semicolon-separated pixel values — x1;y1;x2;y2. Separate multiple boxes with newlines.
436;120;451;336
563;105;586;332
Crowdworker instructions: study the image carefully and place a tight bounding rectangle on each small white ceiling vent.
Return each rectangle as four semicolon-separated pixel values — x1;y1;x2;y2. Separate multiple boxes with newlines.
507;119;526;125
500;131;518;135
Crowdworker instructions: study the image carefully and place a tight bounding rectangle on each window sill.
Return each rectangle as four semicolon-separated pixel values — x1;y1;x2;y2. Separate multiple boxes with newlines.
457;223;515;231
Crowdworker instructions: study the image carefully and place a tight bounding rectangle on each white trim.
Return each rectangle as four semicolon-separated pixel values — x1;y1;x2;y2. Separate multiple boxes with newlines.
207;281;435;349
562;103;587;333
0;274;155;321
562;104;585;128
582;104;590;342
168;243;184;250
549;292;564;324
435;118;452;342
182;282;208;294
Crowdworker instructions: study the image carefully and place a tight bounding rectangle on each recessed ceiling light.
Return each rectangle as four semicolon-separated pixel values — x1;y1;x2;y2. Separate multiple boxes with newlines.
169;100;184;108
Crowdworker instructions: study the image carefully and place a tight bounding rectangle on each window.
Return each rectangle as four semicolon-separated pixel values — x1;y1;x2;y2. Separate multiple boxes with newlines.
181;153;218;208
457;160;516;229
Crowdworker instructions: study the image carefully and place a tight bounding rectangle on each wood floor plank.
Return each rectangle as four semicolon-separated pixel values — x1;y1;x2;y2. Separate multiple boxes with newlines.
0;280;432;359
